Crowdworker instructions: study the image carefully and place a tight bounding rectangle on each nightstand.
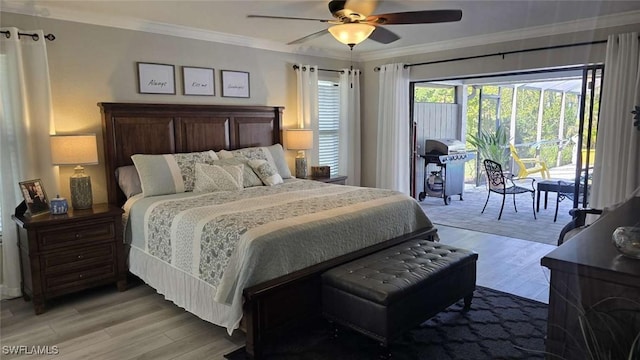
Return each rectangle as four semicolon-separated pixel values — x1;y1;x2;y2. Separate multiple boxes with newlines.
305;175;348;185
12;204;127;314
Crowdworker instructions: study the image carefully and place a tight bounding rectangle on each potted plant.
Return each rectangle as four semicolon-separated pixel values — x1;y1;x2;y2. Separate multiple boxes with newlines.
468;125;510;167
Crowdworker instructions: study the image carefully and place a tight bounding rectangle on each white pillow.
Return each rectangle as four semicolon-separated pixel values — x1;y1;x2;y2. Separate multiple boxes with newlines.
247;159;283;186
194;163;244;192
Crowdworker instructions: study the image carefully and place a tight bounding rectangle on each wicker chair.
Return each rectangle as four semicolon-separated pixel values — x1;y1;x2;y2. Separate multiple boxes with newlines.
482;159;537;220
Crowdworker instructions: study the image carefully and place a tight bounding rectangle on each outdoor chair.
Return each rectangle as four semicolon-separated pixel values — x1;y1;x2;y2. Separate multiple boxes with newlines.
509;144;550;179
557;208;603;245
482;159;537;220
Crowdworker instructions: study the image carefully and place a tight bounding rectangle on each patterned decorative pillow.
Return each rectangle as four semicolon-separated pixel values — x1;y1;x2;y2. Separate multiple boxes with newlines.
218;144;291;179
212;158;263;187
132;150;218;197
247;159;283;186
194;163;244;192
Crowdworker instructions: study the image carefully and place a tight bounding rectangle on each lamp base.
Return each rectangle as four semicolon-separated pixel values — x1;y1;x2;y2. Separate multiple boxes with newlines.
295;157;308;178
70;175;93;210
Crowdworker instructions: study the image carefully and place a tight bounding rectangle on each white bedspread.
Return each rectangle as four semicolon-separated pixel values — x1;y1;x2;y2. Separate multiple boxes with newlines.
124;179;433;333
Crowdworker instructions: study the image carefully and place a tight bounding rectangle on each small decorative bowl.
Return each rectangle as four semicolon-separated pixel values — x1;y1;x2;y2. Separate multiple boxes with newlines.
50;196;69;215
612;226;640;259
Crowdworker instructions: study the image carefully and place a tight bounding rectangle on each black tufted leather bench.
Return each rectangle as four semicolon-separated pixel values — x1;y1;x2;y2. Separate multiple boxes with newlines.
321;238;477;350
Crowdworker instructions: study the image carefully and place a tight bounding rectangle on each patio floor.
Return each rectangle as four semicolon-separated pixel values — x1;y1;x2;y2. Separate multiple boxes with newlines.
420;164;581;246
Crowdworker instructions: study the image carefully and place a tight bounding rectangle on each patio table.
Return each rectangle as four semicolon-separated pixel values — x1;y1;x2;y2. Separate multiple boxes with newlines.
536;180;576;212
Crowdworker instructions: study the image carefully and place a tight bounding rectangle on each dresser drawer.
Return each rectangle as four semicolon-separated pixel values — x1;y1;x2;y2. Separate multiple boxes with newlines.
44;263;116;294
39;220;116;250
43;244;115;274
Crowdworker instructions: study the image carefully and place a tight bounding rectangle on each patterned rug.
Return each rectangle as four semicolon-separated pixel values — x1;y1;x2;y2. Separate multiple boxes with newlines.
420;186;574;246
225;286;547;360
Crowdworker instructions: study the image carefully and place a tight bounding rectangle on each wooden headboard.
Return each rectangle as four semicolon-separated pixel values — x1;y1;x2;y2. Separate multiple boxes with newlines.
99;102;284;206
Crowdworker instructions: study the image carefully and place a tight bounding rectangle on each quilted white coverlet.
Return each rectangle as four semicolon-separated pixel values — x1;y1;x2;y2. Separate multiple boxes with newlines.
125;179;433;333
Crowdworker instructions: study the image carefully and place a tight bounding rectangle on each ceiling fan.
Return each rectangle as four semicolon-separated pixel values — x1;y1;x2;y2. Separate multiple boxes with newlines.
248;0;462;48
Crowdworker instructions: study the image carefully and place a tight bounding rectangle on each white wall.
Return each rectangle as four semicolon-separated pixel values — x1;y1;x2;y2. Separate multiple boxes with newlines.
360;24;640;188
1;12;351;204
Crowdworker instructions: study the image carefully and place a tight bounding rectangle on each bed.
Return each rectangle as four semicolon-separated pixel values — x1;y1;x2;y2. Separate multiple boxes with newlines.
100;102;437;358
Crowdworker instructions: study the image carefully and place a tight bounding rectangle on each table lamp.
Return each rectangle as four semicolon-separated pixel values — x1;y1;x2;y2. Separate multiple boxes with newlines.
284;129;313;178
50;134;99;209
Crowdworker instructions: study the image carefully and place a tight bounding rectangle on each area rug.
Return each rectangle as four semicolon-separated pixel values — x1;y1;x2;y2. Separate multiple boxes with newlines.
224;286;547;360
420;187;573;246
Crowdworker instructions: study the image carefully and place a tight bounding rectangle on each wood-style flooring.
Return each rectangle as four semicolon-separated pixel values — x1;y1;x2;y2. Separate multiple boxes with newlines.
1;225;555;360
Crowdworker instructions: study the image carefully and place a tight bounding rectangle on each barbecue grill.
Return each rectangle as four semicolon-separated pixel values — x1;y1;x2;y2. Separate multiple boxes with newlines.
419;139;475;205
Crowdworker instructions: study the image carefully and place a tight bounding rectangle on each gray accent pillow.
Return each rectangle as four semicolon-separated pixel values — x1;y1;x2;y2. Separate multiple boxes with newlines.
115;165;142;198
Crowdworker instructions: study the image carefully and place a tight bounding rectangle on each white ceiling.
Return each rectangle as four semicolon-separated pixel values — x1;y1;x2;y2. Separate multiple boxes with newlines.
3;1;640;60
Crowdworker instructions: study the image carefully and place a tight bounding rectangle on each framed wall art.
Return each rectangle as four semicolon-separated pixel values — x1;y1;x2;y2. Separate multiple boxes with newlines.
19;179;50;216
182;66;215;96
137;62;176;94
221;70;250;98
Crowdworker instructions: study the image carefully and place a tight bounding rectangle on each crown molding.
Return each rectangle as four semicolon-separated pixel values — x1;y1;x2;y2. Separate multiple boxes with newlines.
0;1;352;61
3;2;637;63
357;10;640;62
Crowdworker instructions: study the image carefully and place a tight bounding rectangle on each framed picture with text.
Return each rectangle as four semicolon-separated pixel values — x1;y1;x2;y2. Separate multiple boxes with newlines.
182;66;215;96
137;62;175;94
221;70;250;98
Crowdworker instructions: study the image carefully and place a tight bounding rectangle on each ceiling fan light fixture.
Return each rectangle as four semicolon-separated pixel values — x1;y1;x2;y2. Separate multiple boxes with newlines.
328;23;375;46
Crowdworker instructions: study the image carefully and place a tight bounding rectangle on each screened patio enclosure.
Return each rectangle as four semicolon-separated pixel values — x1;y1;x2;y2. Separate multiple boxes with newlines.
412;67;602;209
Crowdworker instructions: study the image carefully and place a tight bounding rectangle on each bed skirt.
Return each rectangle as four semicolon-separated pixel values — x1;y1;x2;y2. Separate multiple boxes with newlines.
128;246;237;334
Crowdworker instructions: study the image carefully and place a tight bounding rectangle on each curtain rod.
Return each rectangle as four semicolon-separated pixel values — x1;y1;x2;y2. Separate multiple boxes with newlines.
373;39;611;72
293;64;345;74
0;30;56;41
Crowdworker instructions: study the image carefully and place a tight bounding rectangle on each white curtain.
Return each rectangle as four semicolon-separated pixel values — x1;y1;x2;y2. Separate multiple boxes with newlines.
295;64;319;164
590;32;640;209
375;63;410;194
338;69;361;186
0;27;58;299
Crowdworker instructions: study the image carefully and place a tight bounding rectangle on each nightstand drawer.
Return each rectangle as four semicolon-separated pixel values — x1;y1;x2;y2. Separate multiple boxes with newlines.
44;263;116;293
39;220;116;250
43;244;115;274
13;204;126;314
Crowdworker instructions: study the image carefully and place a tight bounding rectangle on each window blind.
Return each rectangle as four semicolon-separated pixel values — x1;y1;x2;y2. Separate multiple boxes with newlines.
318;80;340;176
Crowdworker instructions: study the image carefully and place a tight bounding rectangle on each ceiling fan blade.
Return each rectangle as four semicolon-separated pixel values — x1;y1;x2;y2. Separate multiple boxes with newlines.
344;0;379;17
247;14;330;23
287;29;328;45
368;26;400;44
366;10;462;25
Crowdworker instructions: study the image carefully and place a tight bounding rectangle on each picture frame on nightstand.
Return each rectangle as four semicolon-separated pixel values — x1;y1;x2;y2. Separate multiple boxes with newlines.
19;179;50;216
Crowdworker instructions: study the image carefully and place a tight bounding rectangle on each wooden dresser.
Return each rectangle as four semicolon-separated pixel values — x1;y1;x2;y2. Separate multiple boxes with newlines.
541;197;640;359
12;204;127;314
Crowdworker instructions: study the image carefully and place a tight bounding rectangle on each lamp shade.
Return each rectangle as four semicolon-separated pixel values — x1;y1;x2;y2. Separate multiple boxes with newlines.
284;129;313;150
50;134;98;166
328;23;375;46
